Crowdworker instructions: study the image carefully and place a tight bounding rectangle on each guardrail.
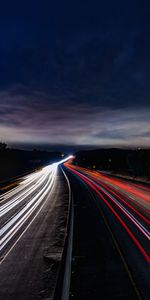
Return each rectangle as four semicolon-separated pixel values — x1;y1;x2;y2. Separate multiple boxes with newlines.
53;169;74;300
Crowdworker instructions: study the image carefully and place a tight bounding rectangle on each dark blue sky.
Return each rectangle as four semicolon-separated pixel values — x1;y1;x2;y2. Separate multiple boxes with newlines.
0;0;150;149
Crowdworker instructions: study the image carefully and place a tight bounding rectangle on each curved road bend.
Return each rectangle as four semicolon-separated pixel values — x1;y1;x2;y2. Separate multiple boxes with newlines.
63;164;150;300
0;164;70;300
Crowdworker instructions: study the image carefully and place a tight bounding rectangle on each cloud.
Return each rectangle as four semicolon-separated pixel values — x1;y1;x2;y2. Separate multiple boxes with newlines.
0;89;150;147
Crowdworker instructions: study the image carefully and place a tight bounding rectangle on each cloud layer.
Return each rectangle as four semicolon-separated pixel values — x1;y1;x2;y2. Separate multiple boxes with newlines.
0;90;149;147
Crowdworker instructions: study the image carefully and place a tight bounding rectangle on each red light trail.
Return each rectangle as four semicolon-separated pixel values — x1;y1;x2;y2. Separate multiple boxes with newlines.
65;162;150;264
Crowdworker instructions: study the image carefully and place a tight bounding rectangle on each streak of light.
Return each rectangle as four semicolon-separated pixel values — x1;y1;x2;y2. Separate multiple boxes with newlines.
0;156;72;254
65;164;150;263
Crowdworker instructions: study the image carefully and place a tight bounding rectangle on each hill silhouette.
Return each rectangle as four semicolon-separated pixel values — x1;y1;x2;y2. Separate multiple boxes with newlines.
74;148;150;179
0;143;63;181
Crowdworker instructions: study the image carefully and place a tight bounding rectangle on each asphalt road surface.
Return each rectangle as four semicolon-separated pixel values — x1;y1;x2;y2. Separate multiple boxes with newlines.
64;163;150;300
0;162;70;300
0;159;149;300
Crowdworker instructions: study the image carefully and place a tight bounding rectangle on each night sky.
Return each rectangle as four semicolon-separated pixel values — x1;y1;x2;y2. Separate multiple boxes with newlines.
0;1;150;150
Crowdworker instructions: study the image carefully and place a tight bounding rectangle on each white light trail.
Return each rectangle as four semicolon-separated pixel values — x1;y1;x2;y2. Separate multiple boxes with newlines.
0;156;72;254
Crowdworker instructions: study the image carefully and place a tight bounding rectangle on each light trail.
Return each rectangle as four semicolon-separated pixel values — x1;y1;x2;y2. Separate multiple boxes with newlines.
78;169;150;225
65;163;150;263
67;164;150;206
0;156;72;259
93;177;150;224
66;163;150;215
1;169;55;251
0;170;52;216
93;171;150;203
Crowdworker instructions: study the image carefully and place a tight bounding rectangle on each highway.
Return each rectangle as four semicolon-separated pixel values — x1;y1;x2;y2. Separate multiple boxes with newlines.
0;157;71;300
64;162;150;300
0;157;149;299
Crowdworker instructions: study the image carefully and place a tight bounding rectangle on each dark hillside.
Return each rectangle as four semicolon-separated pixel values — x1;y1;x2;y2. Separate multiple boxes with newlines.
74;148;150;179
0;144;62;181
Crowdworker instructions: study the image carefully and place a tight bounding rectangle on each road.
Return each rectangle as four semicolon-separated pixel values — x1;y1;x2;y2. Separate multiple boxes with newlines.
64;162;150;300
0;158;71;300
0;158;149;299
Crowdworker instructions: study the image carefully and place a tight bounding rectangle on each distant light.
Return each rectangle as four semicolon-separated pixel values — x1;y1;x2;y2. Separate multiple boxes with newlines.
54;155;74;166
